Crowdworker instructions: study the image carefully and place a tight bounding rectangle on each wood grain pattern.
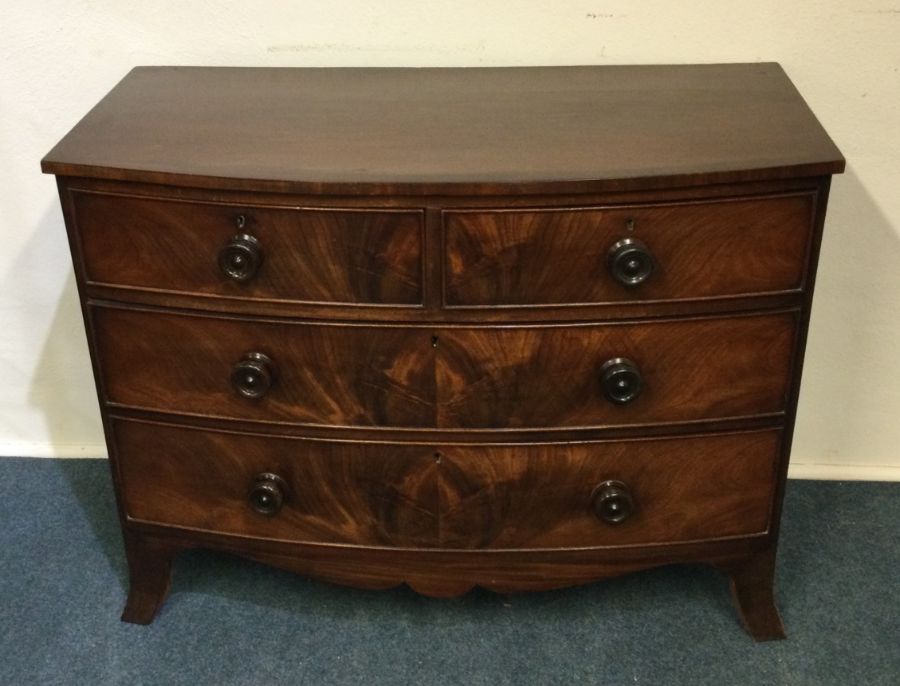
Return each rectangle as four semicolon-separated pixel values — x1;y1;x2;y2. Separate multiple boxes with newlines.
113;416;778;551
435;313;797;429
114;418;439;547
73;190;424;305
41;65;844;196
91;305;436;428
91;305;796;431
64;176;822;323
443;194;815;306
438;430;780;548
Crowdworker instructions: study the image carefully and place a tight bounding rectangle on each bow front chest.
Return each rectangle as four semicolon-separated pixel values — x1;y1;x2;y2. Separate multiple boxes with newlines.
42;64;844;640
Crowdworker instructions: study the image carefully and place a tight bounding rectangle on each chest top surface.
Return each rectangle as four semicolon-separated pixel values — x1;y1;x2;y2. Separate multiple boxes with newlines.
41;63;844;195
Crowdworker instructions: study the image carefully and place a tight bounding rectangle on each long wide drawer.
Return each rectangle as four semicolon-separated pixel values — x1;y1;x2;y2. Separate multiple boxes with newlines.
92;306;796;430
72;190;425;305
112;418;780;549
443;193;816;307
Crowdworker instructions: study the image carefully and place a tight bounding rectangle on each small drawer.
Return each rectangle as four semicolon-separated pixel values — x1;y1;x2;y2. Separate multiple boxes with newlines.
438;429;781;548
72;190;424;306
443;193;815;307
112;418;439;547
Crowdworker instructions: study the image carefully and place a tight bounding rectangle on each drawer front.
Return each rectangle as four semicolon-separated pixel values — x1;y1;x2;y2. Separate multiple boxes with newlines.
113;418;778;550
92;306;437;428
113;418;439;547
436;313;796;429
438;430;780;548
443;194;815;307
93;307;794;430
73;191;424;305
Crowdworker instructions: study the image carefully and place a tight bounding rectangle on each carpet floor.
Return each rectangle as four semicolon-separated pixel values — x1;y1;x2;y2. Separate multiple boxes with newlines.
0;458;897;685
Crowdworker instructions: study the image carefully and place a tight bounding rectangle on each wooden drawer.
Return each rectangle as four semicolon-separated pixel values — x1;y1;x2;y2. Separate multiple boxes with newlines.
92;305;795;430
438;429;780;548
72;190;424;305
112;418;438;547
113;417;778;549
443;194;815;307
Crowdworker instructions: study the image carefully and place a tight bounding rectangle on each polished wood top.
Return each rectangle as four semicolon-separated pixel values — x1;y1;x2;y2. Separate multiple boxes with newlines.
42;64;844;195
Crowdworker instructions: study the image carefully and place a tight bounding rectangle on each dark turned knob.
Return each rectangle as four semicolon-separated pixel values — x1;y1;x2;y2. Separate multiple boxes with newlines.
249;473;287;516
219;233;263;282
607;237;654;287
231;352;275;399
600;357;643;405
591;480;634;524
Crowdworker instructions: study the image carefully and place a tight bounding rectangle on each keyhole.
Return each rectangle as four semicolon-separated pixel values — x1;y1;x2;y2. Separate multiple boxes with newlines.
236;214;246;229
625;218;636;232
431;335;439;348
433;452;442;464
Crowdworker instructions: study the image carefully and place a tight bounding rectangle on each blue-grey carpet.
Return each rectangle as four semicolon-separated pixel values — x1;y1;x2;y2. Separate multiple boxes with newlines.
0;458;897;685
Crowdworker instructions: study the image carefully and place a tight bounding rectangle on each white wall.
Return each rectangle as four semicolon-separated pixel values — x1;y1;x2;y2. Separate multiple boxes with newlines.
3;1;899;479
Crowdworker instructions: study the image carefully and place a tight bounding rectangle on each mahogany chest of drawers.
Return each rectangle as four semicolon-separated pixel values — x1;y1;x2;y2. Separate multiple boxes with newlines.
42;64;844;640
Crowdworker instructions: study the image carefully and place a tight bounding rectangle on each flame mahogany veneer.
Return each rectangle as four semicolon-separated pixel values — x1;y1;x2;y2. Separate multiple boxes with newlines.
43;64;844;640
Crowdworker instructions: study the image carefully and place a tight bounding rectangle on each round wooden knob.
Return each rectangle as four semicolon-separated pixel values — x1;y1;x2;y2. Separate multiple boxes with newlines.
592;480;634;524
248;473;287;516
608;237;654;286
219;233;263;282
601;357;643;404
231;352;275;399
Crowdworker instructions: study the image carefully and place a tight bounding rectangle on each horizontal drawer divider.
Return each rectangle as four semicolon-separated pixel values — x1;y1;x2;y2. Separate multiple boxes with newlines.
85;284;806;324
106;406;786;446
87;295;802;327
